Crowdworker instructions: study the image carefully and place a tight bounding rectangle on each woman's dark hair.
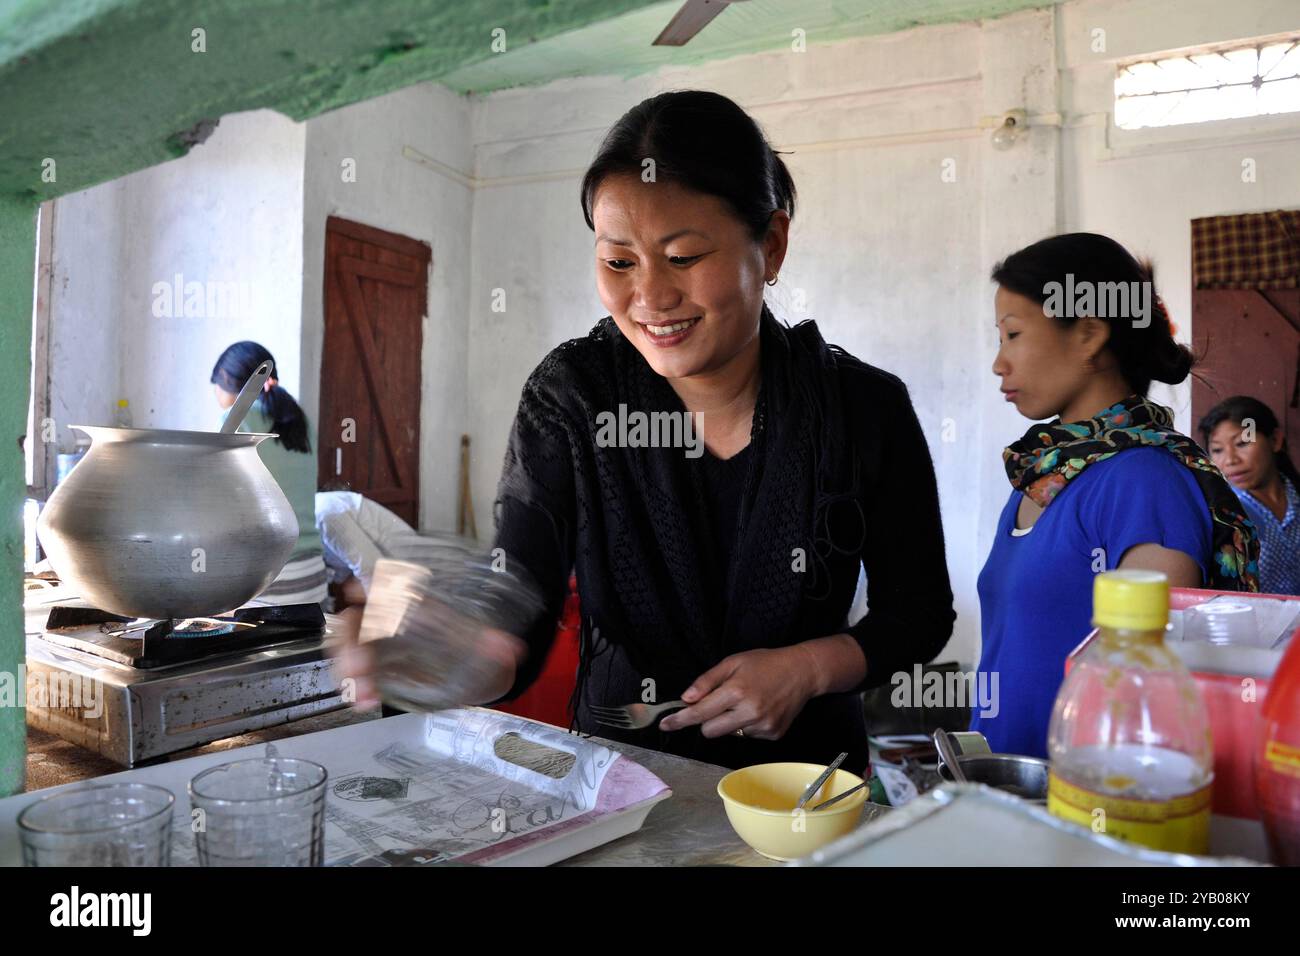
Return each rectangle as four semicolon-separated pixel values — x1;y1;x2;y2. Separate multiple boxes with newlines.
580;90;795;242
1198;395;1300;488
210;341;311;454
991;232;1191;396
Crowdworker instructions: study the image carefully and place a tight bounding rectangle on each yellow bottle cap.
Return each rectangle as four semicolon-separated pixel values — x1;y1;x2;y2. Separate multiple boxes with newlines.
117;399;129;408
1093;570;1169;630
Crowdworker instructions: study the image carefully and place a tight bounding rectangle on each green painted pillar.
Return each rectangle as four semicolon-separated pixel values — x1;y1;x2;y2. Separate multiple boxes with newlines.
0;195;36;796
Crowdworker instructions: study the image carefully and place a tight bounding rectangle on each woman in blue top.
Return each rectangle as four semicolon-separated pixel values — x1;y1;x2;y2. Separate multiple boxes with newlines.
973;233;1259;758
1201;396;1300;596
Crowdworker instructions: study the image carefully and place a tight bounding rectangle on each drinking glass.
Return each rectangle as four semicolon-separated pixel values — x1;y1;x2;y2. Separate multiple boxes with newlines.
189;757;328;866
18;782;174;866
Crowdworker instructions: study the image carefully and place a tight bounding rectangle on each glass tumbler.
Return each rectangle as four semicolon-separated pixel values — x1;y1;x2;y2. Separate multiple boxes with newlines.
18;782;175;866
189;757;328;866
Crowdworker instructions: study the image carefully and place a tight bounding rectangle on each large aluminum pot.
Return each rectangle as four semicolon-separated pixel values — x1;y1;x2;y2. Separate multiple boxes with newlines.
36;425;299;620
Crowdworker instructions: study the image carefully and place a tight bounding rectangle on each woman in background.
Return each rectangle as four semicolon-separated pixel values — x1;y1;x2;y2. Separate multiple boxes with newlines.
1201;396;1300;595
974;233;1259;758
212;341;328;606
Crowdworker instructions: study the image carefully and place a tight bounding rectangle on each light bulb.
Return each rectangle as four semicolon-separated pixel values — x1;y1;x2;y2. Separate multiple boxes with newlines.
991;116;1021;151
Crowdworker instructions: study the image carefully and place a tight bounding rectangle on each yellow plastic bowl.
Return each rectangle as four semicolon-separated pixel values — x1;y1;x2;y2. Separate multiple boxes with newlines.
717;762;867;862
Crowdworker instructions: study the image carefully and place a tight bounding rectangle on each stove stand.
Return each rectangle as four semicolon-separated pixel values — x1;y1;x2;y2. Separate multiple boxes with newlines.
25;603;348;767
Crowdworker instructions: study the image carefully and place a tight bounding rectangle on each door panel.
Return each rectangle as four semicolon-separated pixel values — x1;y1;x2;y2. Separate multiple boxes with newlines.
1192;289;1300;454
320;217;429;527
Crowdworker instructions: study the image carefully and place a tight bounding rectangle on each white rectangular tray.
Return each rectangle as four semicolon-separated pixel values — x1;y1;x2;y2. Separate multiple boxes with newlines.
0;708;672;867
792;784;1267;867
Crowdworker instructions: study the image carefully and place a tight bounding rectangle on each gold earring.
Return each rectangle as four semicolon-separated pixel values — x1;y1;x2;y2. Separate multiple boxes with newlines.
766;273;779;286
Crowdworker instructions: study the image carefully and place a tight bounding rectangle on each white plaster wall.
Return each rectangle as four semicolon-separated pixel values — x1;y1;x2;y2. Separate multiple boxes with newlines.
47;184;123;448
301;83;474;533
50;86;476;536
48;109;306;436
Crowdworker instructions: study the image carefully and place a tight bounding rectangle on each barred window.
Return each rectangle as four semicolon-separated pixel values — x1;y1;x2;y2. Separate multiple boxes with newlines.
1115;35;1300;130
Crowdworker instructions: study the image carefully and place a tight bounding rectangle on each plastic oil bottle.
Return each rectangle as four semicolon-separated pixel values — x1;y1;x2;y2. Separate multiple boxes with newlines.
1046;570;1214;855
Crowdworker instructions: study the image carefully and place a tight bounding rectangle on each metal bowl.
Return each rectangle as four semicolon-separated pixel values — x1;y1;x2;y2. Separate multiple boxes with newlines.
937;753;1050;804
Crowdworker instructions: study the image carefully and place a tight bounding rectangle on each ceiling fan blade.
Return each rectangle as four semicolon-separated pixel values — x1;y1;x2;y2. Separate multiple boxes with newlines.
652;0;731;47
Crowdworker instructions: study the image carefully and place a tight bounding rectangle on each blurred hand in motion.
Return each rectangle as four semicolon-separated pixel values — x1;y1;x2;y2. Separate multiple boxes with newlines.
329;606;379;709
327;603;526;711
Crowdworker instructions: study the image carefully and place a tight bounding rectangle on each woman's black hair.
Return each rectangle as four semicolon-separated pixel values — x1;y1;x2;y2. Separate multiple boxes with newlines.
1198;395;1300;488
991;232;1191;396
580;90;796;242
210;341;311;454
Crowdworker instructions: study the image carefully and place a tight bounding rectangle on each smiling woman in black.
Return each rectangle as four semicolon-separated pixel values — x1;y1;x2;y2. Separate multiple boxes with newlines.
481;90;956;773
336;90;955;774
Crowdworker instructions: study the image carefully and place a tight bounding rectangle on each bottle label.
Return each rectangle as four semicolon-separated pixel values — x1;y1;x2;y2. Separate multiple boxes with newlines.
1048;771;1212;855
1264;740;1300;779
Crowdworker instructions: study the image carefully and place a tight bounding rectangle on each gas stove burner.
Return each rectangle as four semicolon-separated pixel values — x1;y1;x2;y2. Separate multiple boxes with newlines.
170;618;238;638
40;602;328;668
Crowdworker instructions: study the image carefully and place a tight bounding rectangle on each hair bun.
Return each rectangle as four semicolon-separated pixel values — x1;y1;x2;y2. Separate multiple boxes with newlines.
1150;339;1194;385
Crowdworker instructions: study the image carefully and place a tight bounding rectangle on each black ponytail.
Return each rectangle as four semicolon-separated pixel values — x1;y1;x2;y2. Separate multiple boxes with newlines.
210;341;311;454
991;232;1193;396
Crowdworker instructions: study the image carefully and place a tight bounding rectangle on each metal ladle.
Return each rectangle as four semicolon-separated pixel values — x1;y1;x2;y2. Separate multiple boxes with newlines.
932;728;969;783
220;360;274;434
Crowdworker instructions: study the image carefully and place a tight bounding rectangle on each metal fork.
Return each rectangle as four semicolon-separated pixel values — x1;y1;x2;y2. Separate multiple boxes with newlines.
588;700;686;731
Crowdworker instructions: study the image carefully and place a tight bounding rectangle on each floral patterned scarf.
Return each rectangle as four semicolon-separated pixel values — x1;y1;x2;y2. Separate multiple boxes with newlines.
1003;395;1260;591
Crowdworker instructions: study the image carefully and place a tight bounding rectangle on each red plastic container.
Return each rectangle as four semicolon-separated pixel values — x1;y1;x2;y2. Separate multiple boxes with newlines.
1257;630;1300;864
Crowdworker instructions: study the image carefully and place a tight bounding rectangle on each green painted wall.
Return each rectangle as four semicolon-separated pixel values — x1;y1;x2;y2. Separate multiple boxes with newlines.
0;0;666;202
441;0;1058;93
0;196;35;796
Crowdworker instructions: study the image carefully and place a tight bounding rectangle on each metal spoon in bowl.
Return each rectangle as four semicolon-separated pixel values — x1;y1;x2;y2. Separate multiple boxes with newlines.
220;360;274;434
794;751;849;810
809;780;869;811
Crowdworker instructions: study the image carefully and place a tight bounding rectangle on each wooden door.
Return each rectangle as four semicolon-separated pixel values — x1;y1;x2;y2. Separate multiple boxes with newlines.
1191;289;1300;453
320;216;429;527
